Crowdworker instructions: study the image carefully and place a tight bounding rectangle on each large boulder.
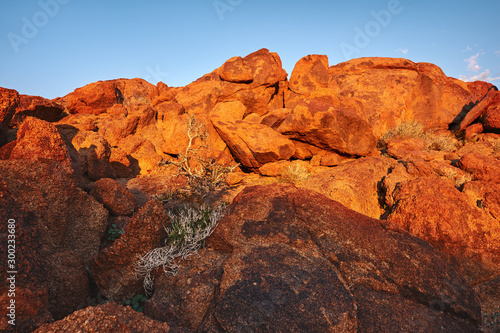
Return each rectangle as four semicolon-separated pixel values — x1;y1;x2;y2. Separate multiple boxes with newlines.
90;178;137;216
173;48;287;117
0;87;20;126
387;177;500;283
0;160;108;264
276;97;377;156
55;78;158;115
303;156;397;218
145;184;480;332
323;57;491;137
458;153;500;183
212;118;295;170
9;117;78;175
0;181;53;332
11;95;65;126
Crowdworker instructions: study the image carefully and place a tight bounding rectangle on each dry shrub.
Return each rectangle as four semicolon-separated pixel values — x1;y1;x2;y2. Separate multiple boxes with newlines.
279;163;311;183
380;121;459;152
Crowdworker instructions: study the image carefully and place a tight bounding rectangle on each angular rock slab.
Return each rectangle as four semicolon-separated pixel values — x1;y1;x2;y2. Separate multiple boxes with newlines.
212;118;295;170
277;98;377;156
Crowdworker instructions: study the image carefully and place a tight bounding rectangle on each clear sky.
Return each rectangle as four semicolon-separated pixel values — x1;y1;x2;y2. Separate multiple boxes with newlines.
1;0;499;99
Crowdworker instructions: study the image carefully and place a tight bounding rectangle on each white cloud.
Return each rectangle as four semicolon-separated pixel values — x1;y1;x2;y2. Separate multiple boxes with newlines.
460;52;500;82
396;48;409;55
465;53;481;72
459;69;500;82
462;46;472;52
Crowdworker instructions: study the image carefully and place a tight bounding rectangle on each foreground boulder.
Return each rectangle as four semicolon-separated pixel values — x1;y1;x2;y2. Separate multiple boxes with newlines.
143;184;480;332
34;303;188;333
0;181;53;332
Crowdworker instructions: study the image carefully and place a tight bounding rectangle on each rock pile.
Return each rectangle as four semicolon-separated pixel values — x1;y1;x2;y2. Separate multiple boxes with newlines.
1;49;499;332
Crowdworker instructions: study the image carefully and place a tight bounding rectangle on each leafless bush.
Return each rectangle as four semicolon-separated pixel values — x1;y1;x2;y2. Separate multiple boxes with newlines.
158;115;238;201
135;203;227;295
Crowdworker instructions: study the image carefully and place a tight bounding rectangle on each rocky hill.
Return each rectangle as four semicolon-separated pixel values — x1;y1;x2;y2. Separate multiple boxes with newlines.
1;49;499;332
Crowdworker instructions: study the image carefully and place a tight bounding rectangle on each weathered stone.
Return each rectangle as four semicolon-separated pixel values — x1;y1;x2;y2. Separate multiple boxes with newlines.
90;178;137;216
303;156;397;218
9;117;76;174
55;78;157;115
212;118;295;170
205;184;481;332
0;87;20;126
458;153;500;183
0;160;108;264
12;95;65;126
459;89;500;130
329;57;483;137
34;303;187;332
90;199;169;302
219;56;253;83
0;182;53;332
277;97;377;156
387;178;500;283
46;251;91;320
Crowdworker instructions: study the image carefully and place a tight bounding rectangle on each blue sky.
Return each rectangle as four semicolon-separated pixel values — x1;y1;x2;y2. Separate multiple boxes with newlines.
1;0;499;99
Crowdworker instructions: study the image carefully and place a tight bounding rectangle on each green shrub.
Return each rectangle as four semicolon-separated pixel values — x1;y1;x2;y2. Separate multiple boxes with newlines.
107;224;124;241
125;294;147;313
482;306;500;333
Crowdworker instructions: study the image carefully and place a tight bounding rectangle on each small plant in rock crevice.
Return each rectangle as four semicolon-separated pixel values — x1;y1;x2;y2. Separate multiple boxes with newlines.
482;306;500;333
107;223;124;241
124;294;147;313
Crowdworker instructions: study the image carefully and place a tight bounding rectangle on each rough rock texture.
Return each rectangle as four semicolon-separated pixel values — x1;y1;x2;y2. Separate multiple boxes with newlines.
277;97;377;156
69;129;117;180
387;178;500;284
202;184;480;332
145;249;228;331
12;95;65;126
9;117;77;174
0;181;53;332
90;178;137;216
328;57;488;137
459;88;500;131
55;78;158;115
303;156;397;219
0;160;108;263
219;56;253;83
90;199;169;302
46;251;91;320
34;303;188;333
0;87;20;125
458;153;500;183
213;118;295;170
